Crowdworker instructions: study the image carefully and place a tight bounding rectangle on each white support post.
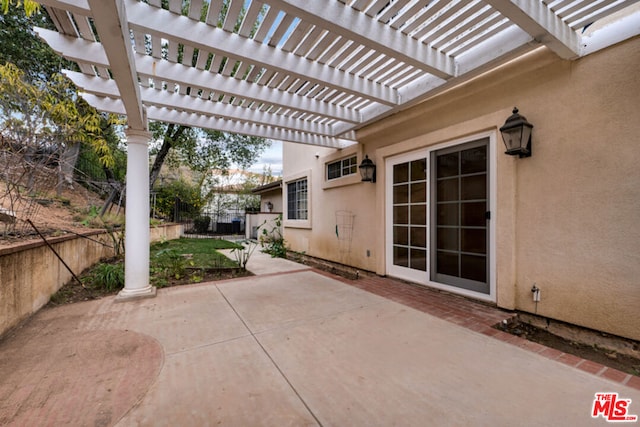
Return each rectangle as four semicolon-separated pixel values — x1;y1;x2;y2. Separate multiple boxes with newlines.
116;129;156;301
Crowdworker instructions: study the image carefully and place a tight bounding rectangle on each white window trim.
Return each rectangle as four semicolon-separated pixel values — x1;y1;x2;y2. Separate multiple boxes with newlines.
326;155;358;180
283;169;312;229
384;130;497;303
322;145;362;190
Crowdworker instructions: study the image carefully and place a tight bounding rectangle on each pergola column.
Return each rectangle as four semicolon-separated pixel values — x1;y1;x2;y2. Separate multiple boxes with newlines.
116;129;156;301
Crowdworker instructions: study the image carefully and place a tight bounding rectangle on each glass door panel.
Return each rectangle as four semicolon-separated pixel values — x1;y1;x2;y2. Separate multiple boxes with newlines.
431;139;489;294
391;158;428;273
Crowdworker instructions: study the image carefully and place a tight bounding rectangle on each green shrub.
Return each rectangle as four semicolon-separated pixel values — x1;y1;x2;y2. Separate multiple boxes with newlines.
153;179;204;220
193;216;211;233
153;248;189;279
91;262;125;292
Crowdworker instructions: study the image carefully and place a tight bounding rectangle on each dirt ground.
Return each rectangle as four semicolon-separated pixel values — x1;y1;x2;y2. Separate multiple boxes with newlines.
0;182;108;249
46;266;252;308
497;319;640;377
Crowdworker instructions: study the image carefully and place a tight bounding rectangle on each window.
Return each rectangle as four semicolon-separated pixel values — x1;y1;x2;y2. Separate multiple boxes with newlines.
287;178;308;220
327;156;357;180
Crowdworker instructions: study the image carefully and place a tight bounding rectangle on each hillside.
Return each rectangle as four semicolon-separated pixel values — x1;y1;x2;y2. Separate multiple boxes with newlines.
0;181;112;249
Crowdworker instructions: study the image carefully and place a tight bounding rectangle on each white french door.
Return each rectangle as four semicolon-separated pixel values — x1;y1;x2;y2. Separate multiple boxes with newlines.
385;136;493;298
385;149;429;284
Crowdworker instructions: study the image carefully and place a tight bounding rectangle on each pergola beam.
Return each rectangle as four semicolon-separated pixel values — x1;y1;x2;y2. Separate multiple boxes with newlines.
484;0;580;59
141;88;336;137
37;0;91;17
266;0;455;79
35;28;109;66
125;0;397;106
86;0;146;130
149;108;355;148
133;55;362;124
79;94;354;148
43;33;363;124
64;70;340;137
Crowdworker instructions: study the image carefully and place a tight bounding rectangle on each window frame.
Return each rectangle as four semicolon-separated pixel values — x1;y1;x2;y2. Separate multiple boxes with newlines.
283;170;312;229
326;155;358;181
321;146;362;190
287;178;308;220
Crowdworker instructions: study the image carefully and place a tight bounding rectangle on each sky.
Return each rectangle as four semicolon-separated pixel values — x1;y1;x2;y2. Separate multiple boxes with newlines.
247;139;282;177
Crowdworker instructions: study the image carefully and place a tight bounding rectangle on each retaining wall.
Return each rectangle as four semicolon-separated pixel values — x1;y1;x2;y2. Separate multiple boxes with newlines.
0;223;182;337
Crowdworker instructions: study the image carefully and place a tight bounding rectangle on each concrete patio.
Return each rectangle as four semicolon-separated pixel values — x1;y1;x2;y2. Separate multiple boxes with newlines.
1;251;638;426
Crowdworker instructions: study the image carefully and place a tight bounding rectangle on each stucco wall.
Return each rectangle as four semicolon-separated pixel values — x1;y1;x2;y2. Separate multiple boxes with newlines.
283;37;640;341
260;188;283;213
245;213;281;240
283;143;380;271
0;224;182;338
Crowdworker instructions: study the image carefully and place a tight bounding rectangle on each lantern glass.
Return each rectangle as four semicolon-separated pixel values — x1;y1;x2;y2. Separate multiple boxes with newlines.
359;155;376;182
503;128;523;153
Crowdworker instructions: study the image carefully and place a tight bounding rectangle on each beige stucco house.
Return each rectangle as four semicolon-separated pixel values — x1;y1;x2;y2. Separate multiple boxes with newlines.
245;179;283;239
282;35;640;342
35;1;639;336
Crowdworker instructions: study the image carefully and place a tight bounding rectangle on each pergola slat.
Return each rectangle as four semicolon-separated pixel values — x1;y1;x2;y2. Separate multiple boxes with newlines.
125;1;397;105
34;0;640;146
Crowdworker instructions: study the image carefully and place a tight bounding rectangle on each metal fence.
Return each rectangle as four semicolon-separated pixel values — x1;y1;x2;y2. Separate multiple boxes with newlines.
176;206;246;235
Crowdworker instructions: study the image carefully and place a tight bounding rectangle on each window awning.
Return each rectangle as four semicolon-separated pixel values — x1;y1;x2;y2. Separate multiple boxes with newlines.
36;0;640;148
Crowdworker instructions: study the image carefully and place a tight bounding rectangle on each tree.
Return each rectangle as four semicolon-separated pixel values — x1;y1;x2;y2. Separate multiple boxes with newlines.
1;0;39;16
149;123;194;189
1;2;120;192
0;64;115;167
0;4;74;82
75;119;126;184
0;63;117;200
153;178;204;221
1;4;125;207
148;123;271;192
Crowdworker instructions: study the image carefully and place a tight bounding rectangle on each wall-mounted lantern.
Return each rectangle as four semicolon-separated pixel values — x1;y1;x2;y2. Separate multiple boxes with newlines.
359;155;376;183
266;201;273;212
500;107;533;158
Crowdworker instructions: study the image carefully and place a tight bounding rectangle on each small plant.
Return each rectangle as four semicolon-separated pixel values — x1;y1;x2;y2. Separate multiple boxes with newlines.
259;214;287;258
151;275;169;288
190;272;204;283
153;248;190;279
80;205;100;227
154;235;169;247
230;240;258;270
101;220;125;256
91;262;124;292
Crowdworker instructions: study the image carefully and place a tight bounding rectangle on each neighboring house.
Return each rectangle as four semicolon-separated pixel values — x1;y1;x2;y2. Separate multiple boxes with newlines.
282;35;640;342
245;179;283;240
202;170;262;234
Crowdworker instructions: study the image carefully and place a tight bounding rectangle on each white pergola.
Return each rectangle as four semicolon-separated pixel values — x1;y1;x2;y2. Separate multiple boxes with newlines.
35;0;640;299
